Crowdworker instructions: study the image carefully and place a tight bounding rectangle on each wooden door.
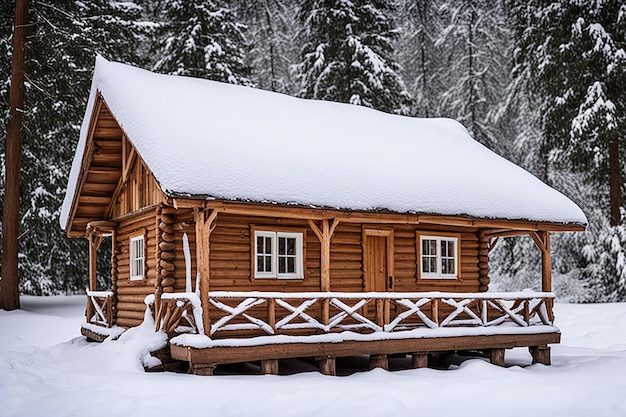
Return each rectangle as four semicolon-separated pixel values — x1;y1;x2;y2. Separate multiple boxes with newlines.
363;228;394;320
365;235;389;293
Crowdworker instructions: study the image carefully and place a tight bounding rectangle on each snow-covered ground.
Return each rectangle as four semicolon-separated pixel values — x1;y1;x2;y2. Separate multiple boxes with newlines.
1;296;626;417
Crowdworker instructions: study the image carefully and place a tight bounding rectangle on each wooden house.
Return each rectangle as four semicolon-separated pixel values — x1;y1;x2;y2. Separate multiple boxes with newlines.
61;57;586;375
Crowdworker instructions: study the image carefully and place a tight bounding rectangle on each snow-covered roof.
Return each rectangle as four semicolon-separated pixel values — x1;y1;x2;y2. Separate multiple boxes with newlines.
60;56;587;228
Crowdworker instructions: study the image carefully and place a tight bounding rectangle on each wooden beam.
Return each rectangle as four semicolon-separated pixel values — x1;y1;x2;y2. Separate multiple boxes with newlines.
65;98;104;233
194;208;216;336
88;232;97;292
195;200;585;232
171;332;561;367
539;232;551;293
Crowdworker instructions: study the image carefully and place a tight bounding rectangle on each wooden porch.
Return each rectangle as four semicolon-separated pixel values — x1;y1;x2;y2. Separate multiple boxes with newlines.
163;291;559;375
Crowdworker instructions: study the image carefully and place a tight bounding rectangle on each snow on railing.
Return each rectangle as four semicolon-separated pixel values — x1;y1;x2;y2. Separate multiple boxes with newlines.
86;289;114;328
207;291;555;337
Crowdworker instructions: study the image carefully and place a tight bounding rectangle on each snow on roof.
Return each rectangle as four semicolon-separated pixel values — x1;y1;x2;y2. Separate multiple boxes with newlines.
60;56;587;229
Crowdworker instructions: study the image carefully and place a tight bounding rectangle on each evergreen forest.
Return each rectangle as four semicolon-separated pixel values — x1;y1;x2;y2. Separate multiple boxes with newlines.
1;0;625;302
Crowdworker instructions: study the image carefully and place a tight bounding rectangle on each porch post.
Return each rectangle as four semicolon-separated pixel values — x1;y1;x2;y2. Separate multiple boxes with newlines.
307;219;339;325
540;232;552;293
195;208;217;336
88;231;97;292
86;229;98;323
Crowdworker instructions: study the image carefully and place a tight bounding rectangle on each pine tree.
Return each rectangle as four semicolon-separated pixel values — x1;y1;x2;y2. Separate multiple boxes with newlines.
395;0;442;117
511;0;625;227
152;0;252;85
0;1;147;295
435;0;511;152
234;0;300;94
295;0;411;114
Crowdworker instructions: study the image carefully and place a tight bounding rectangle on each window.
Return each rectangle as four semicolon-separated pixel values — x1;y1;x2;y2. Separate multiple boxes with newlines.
253;230;303;279
418;234;459;279
130;234;145;281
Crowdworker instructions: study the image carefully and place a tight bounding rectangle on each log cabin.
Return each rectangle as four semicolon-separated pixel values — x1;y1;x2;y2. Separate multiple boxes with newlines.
61;56;587;375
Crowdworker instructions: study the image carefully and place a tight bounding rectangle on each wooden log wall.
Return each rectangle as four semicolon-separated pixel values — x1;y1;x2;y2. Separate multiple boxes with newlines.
159;207;177;294
113;207;158;328
477;230;490;292
207;214;321;291
110;231;119;323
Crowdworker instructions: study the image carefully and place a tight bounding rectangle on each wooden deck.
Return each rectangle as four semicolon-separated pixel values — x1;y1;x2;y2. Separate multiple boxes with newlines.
161;291;559;375
171;331;560;375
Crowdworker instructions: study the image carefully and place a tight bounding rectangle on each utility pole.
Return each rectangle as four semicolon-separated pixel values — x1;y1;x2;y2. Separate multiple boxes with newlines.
1;0;29;310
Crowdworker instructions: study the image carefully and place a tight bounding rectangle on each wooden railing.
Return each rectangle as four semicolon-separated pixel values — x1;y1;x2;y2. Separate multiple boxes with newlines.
86;290;113;328
154;293;204;335
207;291;555;337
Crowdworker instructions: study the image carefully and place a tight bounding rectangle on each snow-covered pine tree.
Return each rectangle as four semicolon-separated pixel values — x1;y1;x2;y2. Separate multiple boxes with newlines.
295;0;411;114
0;1;147;295
434;0;511;153
511;0;625;228
509;0;626;300
234;0;300;94
152;0;252;85
395;0;442;117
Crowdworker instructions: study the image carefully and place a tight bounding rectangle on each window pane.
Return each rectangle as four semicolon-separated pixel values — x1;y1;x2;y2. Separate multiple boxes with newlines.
429;258;437;273
257;255;264;272
264;256;272;272
265;237;272;254
445;259;455;274
278;257;285;273
278;237;285;255
257;236;264;253
286;238;296;255
287;257;295;273
422;240;430;255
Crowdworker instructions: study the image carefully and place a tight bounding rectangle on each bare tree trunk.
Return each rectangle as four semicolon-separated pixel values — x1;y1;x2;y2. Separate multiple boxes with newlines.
608;134;623;226
1;0;29;311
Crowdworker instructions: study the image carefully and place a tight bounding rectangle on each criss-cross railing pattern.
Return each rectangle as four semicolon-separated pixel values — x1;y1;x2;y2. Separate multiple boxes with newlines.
207;291;554;337
86;290;114;328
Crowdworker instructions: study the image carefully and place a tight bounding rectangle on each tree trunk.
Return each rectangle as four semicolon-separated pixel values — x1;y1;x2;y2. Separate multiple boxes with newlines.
1;0;29;311
607;82;623;227
608;134;623;226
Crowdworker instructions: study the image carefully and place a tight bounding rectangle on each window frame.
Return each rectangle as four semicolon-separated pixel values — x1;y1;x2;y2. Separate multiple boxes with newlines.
416;232;461;280
251;226;305;280
129;231;147;281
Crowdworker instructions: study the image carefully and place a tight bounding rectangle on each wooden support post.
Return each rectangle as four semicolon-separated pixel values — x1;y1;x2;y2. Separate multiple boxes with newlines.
268;298;276;331
307;219;339;293
489;348;505;367
190;363;217;376
86;231;97;322
530;346;551;365
369;354;388;370
322;298;330;326
195;208;217;336
318;357;336;376
261;359;279;375
412;353;428;369
535;231;554;321
431;298;439;326
88;232;97;292
540;232;552;293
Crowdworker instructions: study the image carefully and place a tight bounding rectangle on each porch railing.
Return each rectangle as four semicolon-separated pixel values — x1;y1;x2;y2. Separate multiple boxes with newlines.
86;290;114;328
206;291;555;338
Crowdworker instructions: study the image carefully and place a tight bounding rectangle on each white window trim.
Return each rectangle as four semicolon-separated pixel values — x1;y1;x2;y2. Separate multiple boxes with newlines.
130;234;145;281
253;230;304;279
419;235;459;279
